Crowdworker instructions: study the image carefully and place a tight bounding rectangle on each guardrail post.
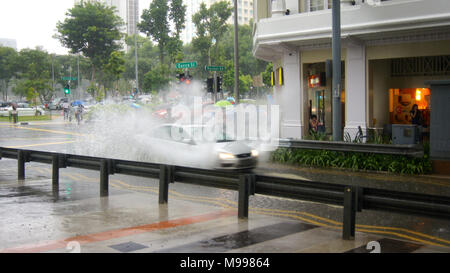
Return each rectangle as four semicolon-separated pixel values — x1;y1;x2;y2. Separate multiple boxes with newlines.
18;150;25;180
100;159;109;197
159;165;173;204
52;154;59;197
343;186;356;240
238;174;255;219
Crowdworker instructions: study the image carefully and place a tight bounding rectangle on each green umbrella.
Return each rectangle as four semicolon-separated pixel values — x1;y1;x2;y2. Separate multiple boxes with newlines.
215;100;232;107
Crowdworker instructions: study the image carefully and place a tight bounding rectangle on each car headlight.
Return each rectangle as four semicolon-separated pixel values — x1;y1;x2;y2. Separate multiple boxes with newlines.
251;150;259;157
219;152;235;160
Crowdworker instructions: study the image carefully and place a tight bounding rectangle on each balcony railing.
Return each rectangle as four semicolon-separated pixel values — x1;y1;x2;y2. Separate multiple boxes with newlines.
255;0;400;22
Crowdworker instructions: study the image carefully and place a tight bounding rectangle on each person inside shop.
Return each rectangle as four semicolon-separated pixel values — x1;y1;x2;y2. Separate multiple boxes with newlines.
410;104;423;143
410;104;423;126
309;114;319;133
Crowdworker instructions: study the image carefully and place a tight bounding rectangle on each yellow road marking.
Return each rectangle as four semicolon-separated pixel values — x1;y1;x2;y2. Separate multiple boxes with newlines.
6;141;76;149
2;125;85;137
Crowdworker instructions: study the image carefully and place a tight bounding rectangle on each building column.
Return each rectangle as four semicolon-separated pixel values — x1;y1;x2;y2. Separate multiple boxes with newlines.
276;50;303;139
344;41;367;140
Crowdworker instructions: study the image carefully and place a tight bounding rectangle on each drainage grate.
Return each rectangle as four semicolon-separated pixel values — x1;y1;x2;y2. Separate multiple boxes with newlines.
109;241;149;253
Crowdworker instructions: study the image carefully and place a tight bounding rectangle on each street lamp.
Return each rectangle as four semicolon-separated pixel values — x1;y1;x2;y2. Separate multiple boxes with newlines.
233;0;239;104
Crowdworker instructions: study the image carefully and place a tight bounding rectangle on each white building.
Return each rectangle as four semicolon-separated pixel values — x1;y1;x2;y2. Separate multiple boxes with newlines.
252;0;450;140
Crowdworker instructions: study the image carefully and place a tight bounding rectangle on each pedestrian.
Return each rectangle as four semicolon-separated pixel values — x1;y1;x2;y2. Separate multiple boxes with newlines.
410;104;423;143
309;114;318;133
11;104;18;124
62;101;70;121
410;104;422;125
75;104;84;125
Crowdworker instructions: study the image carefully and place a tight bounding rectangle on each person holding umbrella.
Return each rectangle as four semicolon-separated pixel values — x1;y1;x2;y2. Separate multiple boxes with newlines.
72;100;85;125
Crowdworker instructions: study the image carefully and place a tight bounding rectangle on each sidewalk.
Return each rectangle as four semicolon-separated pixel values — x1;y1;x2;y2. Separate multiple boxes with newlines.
257;162;450;196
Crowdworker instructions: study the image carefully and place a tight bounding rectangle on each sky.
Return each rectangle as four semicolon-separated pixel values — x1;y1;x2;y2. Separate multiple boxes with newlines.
0;0;152;55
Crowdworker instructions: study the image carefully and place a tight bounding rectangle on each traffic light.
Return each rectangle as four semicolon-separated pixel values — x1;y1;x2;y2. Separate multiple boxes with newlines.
64;84;70;95
185;74;193;85
206;78;213;93
216;76;222;92
177;73;185;83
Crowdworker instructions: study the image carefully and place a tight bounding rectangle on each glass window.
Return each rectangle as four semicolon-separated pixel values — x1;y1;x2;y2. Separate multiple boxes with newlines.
310;0;325;11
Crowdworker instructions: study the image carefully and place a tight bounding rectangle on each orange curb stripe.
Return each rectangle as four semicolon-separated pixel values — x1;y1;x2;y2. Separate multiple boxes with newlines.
0;209;236;253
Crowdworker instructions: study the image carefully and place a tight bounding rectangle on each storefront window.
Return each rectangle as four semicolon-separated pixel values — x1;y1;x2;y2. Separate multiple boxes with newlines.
309;0;325;11
304;62;345;135
390;88;430;127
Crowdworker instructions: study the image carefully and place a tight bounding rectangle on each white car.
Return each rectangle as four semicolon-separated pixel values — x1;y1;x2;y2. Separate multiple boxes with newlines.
136;124;259;170
0;103;46;117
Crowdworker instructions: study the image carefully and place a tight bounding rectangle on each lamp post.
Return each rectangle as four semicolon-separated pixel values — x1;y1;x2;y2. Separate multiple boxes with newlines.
233;0;239;104
332;0;342;141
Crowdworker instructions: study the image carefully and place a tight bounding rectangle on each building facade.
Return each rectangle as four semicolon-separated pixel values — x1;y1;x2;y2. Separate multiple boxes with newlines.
182;0;254;44
252;0;450;140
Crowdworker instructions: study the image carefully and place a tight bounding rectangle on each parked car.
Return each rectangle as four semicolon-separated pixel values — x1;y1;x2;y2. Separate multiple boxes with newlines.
0;103;46;117
48;98;69;110
0;102;12;117
137;124;259;170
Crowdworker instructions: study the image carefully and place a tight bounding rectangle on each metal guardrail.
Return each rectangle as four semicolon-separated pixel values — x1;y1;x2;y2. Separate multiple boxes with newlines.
278;139;425;157
0;147;448;241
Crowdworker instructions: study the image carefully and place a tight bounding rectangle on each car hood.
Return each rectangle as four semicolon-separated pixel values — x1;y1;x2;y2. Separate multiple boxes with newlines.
214;141;252;155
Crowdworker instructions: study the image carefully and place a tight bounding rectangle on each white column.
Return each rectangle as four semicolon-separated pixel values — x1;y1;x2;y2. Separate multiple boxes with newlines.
278;50;303;139
345;41;367;140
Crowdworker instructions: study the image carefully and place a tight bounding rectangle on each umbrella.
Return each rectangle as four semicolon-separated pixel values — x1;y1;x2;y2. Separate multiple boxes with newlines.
130;103;141;109
215;100;232;107
72;100;84;106
226;97;236;104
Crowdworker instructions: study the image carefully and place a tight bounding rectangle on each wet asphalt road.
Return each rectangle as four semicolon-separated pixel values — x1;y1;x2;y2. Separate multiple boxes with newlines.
1;116;450;249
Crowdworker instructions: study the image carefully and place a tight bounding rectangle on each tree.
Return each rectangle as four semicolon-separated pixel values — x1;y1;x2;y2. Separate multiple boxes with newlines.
139;0;170;65
0;46;19;101
192;1;232;77
262;63;274;87
221;21;267;77
103;51;125;96
16;48;53;103
222;60;253;95
56;1;124;82
170;0;186;39
142;64;171;92
124;34;159;93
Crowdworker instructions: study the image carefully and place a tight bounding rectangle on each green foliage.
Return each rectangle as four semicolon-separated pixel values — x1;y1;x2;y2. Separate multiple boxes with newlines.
139;0;170;64
169;0;187;39
191;1;233;78
56;1;124;81
262;63;273;87
11;48;54;103
142;64;171;92
0;47;19;97
103;51;125;81
270;147;432;175
305;130;331;141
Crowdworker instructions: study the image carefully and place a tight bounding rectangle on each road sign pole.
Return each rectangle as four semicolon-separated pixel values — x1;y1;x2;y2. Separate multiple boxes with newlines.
214;71;217;103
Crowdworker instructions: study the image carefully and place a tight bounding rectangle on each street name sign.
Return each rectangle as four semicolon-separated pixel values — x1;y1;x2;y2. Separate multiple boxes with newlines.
176;62;197;69
205;66;225;72
61;77;77;81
